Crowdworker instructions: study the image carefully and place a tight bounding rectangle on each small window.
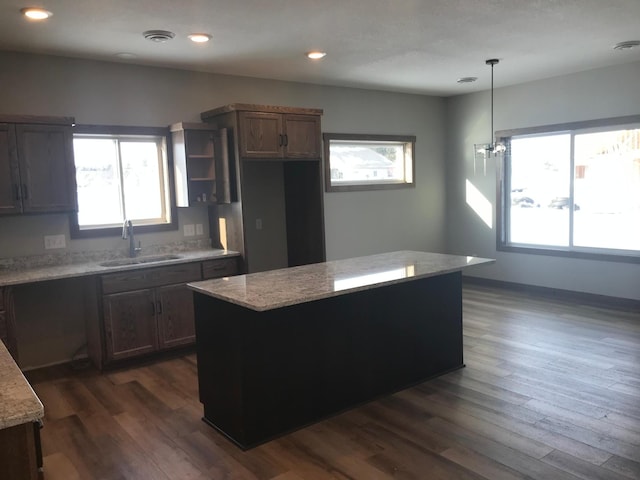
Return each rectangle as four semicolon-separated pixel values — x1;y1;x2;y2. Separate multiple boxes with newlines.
323;133;415;192
70;125;176;238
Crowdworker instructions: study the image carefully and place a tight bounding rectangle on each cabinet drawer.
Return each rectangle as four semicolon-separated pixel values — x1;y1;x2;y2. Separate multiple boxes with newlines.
102;262;202;295
202;257;239;279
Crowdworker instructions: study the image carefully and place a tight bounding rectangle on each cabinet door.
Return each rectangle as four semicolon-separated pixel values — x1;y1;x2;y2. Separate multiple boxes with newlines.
0;124;22;214
0;287;18;363
103;289;158;361
15;124;78;213
157;284;196;349
238;112;283;158
283;115;321;159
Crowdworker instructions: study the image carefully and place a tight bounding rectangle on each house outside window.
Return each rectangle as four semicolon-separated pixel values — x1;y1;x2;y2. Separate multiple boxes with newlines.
498;115;640;262
323;133;415;192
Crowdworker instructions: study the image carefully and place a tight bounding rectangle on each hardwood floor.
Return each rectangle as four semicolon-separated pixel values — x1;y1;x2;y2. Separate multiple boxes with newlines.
26;284;640;480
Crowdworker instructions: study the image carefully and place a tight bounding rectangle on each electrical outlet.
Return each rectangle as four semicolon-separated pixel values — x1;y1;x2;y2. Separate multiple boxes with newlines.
255;218;263;230
195;223;204;236
44;234;66;249
184;224;195;237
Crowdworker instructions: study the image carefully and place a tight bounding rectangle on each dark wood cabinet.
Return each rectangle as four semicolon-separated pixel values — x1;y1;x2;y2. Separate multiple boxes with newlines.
0;287;18;363
157;284;196;349
0;124;21;214
0;116;77;215
170;123;231;207
238;111;321;159
91;257;239;368
200;104;325;272
103;289;158;362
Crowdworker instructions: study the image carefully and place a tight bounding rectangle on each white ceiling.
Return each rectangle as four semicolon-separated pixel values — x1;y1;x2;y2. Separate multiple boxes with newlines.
1;0;640;96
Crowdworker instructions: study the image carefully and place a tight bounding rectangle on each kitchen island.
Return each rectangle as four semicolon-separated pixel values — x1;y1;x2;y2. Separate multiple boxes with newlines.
188;250;494;449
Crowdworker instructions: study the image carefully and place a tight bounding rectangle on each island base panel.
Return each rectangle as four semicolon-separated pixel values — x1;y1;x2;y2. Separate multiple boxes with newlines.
194;271;463;448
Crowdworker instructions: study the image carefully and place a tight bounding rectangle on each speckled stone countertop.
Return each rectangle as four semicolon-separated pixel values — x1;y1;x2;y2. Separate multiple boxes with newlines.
0;341;43;429
188;250;495;311
0;248;240;287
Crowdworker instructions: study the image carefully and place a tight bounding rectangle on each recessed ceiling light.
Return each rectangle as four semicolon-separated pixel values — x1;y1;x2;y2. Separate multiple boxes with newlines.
457;77;478;84
115;52;137;60
613;40;640;51
188;33;211;43
143;30;175;43
21;7;52;20
307;51;327;60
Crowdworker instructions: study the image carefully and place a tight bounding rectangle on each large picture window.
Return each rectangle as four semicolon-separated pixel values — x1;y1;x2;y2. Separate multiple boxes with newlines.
498;115;640;262
323;133;415;192
70;125;176;238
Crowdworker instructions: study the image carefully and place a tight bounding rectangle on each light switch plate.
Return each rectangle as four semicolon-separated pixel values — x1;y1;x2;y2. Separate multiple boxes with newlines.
184;224;195;237
44;234;66;249
255;218;263;230
195;224;203;236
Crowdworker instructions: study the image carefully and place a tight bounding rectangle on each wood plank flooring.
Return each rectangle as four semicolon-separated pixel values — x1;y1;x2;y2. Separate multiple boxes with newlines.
26;284;640;480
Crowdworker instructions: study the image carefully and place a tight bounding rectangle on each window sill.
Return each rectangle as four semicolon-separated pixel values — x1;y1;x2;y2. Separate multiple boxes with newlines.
497;243;640;264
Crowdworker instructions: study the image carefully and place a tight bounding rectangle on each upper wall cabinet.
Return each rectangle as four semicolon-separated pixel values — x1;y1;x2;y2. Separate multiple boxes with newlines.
0;115;78;215
170;122;231;207
202;104;322;160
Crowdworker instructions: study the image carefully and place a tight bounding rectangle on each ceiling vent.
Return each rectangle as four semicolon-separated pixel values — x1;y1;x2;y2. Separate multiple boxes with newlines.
143;30;175;43
613;40;640;51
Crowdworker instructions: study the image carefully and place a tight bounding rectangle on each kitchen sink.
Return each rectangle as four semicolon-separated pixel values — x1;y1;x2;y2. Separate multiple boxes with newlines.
99;254;182;267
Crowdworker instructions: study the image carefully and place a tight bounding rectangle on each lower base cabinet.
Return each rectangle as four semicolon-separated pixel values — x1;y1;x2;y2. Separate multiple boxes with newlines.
103;289;158;362
157;283;196;349
91;257;238;369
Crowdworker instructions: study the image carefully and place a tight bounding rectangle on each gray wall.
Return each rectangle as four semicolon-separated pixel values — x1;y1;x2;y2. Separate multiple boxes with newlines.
0;51;446;368
445;61;640;300
0;51;446;262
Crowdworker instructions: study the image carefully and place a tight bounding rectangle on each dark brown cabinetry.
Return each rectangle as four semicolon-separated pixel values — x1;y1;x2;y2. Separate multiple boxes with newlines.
0;287;18;362
91;257;238;368
170;123;231;207
103;289;157;362
0;116;77;215
200;104;325;272
238;111;321;159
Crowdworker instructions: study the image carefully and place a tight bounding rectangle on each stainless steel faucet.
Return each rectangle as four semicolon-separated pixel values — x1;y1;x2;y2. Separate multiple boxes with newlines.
122;220;142;257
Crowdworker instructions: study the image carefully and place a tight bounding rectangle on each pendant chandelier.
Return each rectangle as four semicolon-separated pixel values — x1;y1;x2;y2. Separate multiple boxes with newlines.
474;58;506;174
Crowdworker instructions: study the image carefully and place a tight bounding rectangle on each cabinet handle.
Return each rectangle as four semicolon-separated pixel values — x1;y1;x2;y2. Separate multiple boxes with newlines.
156;300;163;315
283;134;288;147
151;301;156;315
278;134;284;147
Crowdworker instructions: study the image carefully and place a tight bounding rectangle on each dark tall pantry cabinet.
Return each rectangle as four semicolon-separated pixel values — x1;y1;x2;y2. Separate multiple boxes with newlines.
201;104;325;273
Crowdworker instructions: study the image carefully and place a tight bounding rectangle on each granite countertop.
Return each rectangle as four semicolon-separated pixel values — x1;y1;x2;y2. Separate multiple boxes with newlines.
0;248;240;287
188;250;495;311
0;341;43;429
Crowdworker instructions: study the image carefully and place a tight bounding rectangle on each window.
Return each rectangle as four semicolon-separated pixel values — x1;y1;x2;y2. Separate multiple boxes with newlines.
70;125;176;238
323;133;415;192
498;115;640;262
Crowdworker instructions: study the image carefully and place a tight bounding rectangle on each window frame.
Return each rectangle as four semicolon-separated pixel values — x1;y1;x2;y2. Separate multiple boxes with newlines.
323;133;416;192
496;114;640;264
70;124;178;239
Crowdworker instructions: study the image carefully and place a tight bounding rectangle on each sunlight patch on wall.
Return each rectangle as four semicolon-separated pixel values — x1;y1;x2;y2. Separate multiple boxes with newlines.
465;179;493;229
